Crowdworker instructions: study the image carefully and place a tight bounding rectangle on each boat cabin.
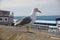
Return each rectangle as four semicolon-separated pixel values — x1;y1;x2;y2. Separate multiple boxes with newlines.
0;10;14;26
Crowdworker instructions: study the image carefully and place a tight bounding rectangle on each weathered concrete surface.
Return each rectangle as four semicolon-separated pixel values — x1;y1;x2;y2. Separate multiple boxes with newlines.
0;25;60;40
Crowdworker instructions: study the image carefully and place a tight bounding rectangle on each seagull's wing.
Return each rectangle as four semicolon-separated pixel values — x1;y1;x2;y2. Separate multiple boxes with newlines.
15;17;25;25
19;17;32;25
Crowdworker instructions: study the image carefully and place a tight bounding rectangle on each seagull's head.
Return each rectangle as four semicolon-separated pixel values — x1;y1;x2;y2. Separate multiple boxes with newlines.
33;8;41;13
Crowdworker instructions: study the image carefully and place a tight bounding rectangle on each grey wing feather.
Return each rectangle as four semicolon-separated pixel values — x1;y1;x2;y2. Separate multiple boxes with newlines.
20;17;32;25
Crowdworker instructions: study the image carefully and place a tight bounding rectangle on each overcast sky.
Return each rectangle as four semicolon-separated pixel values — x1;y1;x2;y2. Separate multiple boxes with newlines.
0;0;60;16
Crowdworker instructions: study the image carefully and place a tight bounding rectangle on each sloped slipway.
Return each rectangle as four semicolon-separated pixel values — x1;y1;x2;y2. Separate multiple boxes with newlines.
0;25;60;40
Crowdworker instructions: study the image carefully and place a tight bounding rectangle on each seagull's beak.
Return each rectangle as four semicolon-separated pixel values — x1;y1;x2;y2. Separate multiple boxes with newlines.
38;10;41;13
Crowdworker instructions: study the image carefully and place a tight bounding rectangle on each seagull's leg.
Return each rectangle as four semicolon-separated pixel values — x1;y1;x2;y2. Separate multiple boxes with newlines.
25;24;30;32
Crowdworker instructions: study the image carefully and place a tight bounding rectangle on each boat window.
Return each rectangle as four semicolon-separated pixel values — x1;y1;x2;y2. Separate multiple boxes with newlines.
5;19;7;20
5;18;7;21
0;18;2;20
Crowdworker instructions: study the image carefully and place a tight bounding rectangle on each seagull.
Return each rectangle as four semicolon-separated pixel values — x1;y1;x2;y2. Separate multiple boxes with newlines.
17;8;41;32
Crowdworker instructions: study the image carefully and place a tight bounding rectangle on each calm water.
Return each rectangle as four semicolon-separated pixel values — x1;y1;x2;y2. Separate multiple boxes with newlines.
14;16;60;21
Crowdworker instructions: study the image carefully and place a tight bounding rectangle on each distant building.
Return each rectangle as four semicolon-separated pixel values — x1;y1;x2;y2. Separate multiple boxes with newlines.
0;10;14;26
